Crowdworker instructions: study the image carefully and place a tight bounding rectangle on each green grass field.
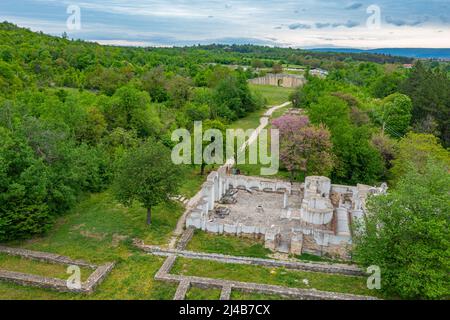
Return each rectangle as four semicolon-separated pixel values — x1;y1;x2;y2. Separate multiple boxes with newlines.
172;258;379;298
0;253;92;282
187;230;271;259
0;192;181;300
249;84;295;106
231;291;290;300
186;287;222;300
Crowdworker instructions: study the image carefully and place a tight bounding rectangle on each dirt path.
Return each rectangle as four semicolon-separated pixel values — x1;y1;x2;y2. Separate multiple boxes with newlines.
225;101;290;166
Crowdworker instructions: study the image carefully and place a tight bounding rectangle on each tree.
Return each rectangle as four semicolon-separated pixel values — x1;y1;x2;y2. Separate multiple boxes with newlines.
370;132;397;180
400;61;450;146
272;63;283;74
104;85;161;137
141;66;168;102
213;72;260;120
308;95;385;185
273;115;335;180
251;59;265;69
0;127;52;241
166;75;191;109
378;93;413;137
370;72;403;98
197;119;226;176
185;102;210;122
353;159;450;299
75;107;107;145
112;140;183;225
390;132;450;185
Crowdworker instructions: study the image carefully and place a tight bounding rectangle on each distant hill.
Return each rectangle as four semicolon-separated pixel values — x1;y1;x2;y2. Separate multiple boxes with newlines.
310;48;450;60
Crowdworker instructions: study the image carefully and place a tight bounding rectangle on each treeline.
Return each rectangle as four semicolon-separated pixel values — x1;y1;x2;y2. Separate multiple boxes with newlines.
289;61;449;185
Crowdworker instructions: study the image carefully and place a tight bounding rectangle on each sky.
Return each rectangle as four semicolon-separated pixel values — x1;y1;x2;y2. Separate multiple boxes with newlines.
1;0;449;49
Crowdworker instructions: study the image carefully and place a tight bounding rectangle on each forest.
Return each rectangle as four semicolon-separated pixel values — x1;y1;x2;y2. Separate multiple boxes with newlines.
0;22;449;299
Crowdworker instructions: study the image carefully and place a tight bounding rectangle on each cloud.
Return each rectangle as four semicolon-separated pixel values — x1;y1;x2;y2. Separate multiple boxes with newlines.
1;0;449;49
288;23;311;30
331;20;360;28
439;15;450;23
345;3;363;10
385;16;428;27
315;22;331;29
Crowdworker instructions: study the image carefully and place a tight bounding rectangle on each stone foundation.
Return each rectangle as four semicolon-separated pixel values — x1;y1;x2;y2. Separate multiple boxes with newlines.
185;169;386;260
0;246;114;293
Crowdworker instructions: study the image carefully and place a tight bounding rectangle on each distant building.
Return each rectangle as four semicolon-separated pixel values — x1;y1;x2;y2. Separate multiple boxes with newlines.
402;64;414;69
310;68;329;78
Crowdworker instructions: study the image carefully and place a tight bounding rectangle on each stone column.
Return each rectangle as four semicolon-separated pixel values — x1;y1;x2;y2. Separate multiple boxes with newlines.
209;184;215;210
336;208;351;236
283;191;288;209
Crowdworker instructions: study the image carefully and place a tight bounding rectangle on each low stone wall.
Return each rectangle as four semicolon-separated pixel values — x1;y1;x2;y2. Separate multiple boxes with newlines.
176;227;195;250
136;242;364;276
0;245;97;269
151;252;377;300
0;246;114;293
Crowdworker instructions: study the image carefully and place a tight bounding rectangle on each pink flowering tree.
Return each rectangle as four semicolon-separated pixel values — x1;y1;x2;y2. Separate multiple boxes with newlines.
272;115;335;180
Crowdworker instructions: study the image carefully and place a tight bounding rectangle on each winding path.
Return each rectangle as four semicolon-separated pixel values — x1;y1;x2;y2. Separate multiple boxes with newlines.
224;101;291;166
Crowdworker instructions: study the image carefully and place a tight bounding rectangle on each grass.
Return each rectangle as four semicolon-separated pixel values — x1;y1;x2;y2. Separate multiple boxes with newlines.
185;286;221;300
0;191;181;300
249;84;295;106
228;108;265;131
0;253;92;282
187;230;271;259
178;165;207;198
172;258;380;298
231;291;289;300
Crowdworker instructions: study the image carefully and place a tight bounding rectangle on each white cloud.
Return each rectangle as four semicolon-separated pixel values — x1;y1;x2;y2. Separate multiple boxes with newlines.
2;0;449;48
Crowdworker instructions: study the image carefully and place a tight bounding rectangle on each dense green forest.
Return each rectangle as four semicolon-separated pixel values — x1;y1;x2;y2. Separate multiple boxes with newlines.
0;22;449;299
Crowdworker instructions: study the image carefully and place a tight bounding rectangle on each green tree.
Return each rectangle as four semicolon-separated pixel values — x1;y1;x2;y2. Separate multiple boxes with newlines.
197;119;226;175
0;127;52;241
390;132;450;185
141;66;168;102
309;95;384;185
353;159;450;299
112;140;183;225
400;61;450;146
378;93;413;137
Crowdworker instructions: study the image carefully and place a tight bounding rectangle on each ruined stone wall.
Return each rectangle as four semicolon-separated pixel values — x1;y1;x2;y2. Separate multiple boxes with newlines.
249;74;306;88
0;246;114;293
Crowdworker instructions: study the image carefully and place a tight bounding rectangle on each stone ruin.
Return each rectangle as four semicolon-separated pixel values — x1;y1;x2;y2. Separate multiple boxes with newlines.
248;73;306;88
186;167;387;260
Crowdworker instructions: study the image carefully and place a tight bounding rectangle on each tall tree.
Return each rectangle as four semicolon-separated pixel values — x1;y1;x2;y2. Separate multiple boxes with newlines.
353;159;450;299
401;61;450;146
378;93;413;137
273;115;335;180
112;140;183;225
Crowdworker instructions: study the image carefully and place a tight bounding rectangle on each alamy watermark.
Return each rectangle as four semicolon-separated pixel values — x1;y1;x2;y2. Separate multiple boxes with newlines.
367;265;381;290
66;5;81;31
66;265;81;290
366;5;382;30
171;121;280;175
